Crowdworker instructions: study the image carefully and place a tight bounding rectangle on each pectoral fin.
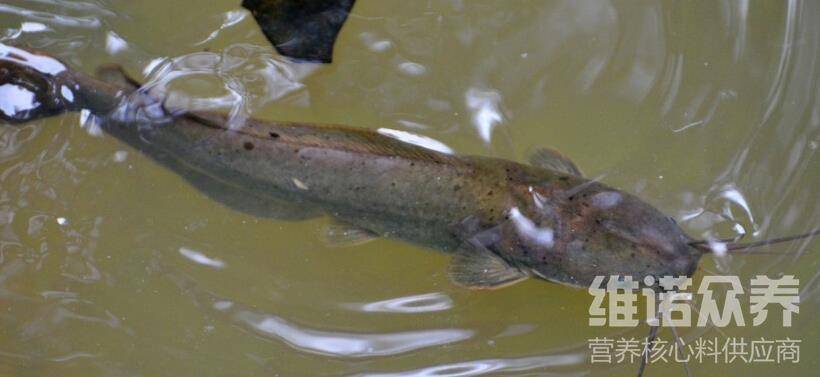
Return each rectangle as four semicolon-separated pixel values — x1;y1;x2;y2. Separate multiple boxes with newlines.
448;242;528;290
527;147;583;176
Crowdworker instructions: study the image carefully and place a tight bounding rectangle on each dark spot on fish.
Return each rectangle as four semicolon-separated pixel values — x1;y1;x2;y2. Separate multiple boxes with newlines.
569;195;575;201
391;182;396;187
270;132;280;139
487;190;493;196
410;162;415;167
243;142;255;150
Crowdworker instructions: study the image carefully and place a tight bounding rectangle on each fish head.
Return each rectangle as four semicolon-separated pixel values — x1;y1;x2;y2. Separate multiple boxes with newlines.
499;177;702;289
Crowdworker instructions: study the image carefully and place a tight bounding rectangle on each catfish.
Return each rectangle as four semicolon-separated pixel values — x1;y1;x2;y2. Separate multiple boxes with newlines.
1;44;817;291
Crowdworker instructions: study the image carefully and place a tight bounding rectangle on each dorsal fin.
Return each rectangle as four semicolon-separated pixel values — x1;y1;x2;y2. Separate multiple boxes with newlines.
527;147;583;176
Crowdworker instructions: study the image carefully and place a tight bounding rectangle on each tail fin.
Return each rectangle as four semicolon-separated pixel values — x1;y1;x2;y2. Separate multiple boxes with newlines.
1;44;134;125
0;44;80;124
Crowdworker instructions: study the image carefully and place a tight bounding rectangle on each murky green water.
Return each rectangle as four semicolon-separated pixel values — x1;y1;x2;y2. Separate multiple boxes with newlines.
1;1;818;376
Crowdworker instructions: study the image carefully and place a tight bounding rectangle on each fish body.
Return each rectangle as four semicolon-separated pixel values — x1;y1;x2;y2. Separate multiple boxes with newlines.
1;45;702;289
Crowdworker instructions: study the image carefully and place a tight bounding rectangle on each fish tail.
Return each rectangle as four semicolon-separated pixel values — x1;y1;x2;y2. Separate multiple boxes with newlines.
0;43;124;125
0;44;79;124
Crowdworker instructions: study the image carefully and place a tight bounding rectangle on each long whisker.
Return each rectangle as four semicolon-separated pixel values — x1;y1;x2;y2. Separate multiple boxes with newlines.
637;296;662;377
690;229;819;254
688;233;744;247
799;268;820;303
637;324;659;377
686;302;729;338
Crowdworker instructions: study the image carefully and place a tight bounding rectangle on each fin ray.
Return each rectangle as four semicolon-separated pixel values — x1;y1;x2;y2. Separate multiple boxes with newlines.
448;241;528;289
527;147;582;176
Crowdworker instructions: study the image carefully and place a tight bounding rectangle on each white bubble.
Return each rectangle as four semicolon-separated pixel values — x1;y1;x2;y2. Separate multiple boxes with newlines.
60;85;74;102
105;31;128;54
113;151;128;162
398;61;427;76
20;22;48;33
292;178;309;190
179;247;226;269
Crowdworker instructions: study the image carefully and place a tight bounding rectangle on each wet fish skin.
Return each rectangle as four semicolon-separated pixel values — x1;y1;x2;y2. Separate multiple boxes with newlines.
0;45;702;289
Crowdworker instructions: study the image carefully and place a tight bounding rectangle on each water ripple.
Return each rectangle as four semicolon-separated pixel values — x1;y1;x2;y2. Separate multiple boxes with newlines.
170;273;473;358
343;292;454;314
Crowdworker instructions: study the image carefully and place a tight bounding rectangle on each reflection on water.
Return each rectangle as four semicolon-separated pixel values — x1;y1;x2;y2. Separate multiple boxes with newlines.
234;310;471;358
376;128;454;154
0;0;818;376
0;84;38;117
359;353;586;377
169;272;473;357
0;43;66;75
464;88;504;144
343;292;453;313
129;45;316;130
0;3;103;28
178;246;226;269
